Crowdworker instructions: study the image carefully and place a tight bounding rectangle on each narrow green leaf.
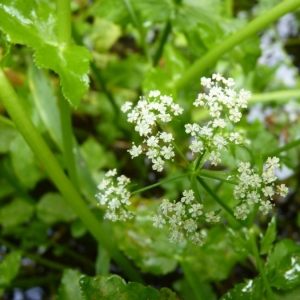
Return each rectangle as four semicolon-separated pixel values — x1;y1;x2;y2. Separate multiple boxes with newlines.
79;274;178;300
57;269;83;300
260;217;277;255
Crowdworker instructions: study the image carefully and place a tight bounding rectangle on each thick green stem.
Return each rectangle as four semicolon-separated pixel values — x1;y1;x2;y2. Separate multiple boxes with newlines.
249;228;275;300
176;0;300;90
263;138;300;159
225;0;233;17
249;90;300;104
59;91;79;187
0;68;142;283
57;0;71;45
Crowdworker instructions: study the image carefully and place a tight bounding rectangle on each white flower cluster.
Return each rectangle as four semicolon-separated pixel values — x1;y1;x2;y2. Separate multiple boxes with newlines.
95;169;133;221
153;190;220;245
185;74;252;165
121;90;183;172
234;157;289;220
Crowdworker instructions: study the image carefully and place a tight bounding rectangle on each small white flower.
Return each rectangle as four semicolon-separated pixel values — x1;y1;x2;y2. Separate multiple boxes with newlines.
121;102;133;112
128;144;143;158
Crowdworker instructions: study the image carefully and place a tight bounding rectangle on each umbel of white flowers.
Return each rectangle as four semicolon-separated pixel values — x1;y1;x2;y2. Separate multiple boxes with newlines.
95;75;289;244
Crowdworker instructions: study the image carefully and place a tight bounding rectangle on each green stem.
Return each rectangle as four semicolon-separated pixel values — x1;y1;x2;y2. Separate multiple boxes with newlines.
172;140;191;167
225;0;233;17
249;90;300;104
122;0;151;63
249;228;275;300
263;138;300;159
196;176;244;226
131;173;189;195
0;68;142;283
0;238;67;271
180;260;206;300
59;90;79;187
57;0;71;45
153;21;171;66
196;169;238;185
6;275;61;289
175;0;300;90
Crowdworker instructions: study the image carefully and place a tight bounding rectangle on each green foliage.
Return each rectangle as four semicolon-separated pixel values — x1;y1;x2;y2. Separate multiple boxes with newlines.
79;274;178;300
0;0;300;298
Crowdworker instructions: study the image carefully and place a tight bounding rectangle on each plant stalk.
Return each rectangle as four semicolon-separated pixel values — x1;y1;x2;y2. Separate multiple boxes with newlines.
176;0;300;90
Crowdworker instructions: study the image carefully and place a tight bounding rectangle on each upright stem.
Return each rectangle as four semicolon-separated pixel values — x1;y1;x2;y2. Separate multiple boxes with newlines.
0;68;142;283
57;0;71;45
59;90;78;187
175;0;300;90
249;228;275;300
57;0;78;187
153;21;171;66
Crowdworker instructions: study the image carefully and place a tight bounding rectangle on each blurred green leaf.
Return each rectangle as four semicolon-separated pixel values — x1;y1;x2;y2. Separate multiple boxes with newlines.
0;32;12;68
28;63;62;148
260;217;277;255
0;0;91;106
57;269;83;300
79;274;178;300
0;251;22;293
0;120;18;154
37;193;76;224
266;239;300;291
112;200;180;275
0;198;34;227
220;278;265;300
71;218;87;238
9;135;44;189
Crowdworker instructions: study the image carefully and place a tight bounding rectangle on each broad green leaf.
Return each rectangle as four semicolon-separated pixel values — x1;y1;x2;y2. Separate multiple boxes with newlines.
266;239;300;290
37;193;76;224
274;285;300;300
184;226;248;282
79;274;178;300
71;218;87;238
0;120;18;154
34;45;91;106
0;0;91;106
0;198;34;227
9;135;44;189
220;278;265;300
260;217;277;255
0;32;12;67
0;251;22;292
112;199;179;275
227;227;252;256
28;63;62;149
57;269;83;300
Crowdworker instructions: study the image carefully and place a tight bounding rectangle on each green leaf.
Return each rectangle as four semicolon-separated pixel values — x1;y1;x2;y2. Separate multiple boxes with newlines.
57;269;83;300
265;239;300;291
112;199;178;275
34;45;91;106
260;217;277;255
0;32;12;68
220;278;265;300
0;0;91;106
37;193;76;225
28;63;62;149
0;251;22;291
0;120;18;154
0;198;34;227
9;135;44;189
79;274;178;300
71;218;87;238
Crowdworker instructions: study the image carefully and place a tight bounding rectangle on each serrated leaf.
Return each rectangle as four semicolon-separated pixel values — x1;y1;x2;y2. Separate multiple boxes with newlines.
266;239;300;290
0;198;34;227
220;278;264;300
0;0;91;106
260;217;277;255
37;193;76;224
0;251;22;288
34;44;91;106
57;269;83;300
79;274;178;300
